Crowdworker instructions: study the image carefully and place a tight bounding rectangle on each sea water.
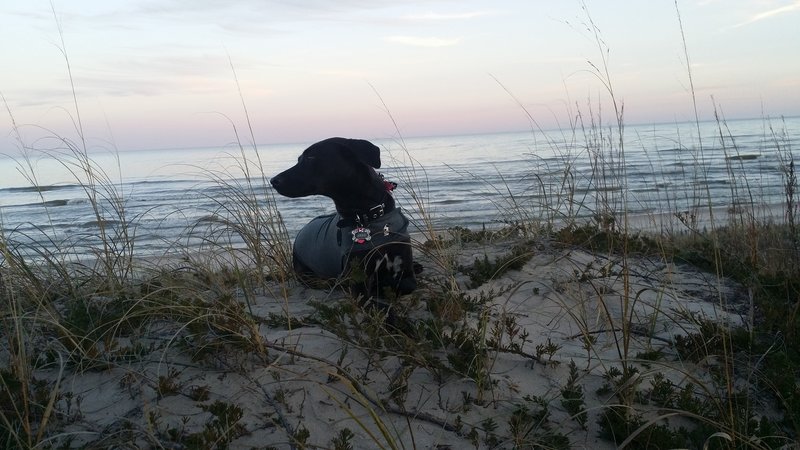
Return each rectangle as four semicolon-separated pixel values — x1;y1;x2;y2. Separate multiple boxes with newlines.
1;117;798;259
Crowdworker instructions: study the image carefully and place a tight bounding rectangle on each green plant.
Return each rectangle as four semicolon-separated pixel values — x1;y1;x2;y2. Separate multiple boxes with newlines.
534;338;561;366
445;323;493;402
507;398;570;449
0;369;60;449
480;418;500;448
597;405;688;449
183;400;246;449
597;365;640;407
330;428;356;450
461;242;534;289
157;367;182;399
292;425;311;448
488;313;533;359
560;360;587;428
189;385;211;402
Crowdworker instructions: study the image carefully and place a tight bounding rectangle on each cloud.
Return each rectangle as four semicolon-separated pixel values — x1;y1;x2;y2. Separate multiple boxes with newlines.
733;0;800;27
317;68;372;79
125;0;402;24
403;11;493;21
385;36;461;48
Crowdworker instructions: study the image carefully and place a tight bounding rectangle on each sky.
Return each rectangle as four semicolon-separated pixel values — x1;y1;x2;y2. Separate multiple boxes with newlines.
1;0;799;152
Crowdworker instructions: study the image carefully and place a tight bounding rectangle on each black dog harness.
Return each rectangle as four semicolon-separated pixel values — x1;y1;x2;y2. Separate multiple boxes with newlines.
292;206;411;279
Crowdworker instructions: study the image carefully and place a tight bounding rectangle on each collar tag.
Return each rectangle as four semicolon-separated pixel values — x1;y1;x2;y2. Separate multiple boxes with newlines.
352;227;372;244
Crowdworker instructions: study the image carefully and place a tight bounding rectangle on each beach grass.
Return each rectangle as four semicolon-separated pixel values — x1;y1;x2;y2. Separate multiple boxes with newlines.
2;7;800;450
3;109;798;449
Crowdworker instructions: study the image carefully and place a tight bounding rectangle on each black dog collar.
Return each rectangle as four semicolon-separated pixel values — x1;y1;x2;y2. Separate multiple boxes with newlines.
337;174;398;228
337;198;394;228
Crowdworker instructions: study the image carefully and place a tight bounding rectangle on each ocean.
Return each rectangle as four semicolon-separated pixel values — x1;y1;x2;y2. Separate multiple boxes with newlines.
1;117;799;260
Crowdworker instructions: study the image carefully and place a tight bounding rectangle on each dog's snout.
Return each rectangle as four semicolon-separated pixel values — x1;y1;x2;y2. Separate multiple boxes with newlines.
270;171;311;198
271;175;294;197
271;174;293;194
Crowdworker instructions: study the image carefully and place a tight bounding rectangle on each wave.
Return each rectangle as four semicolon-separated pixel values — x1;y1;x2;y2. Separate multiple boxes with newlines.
0;184;79;194
126;178;205;186
35;200;69;207
81;220;121;228
433;199;468;205
725;154;760;161
1;198;84;209
0;178;209;195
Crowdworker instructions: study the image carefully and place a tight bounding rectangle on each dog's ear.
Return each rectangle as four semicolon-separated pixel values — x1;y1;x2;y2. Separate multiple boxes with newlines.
331;137;381;169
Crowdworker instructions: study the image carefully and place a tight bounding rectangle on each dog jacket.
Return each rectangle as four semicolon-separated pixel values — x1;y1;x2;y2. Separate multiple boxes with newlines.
292;208;411;280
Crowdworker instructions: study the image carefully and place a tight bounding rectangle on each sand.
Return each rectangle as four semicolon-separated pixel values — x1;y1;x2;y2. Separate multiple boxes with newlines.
36;232;748;449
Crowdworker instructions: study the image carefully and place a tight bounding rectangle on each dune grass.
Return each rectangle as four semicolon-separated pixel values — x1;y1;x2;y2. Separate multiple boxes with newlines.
3;108;798;449
2;6;800;450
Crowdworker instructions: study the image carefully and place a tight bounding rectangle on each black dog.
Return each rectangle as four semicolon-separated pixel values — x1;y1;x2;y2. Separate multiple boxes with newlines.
270;137;417;303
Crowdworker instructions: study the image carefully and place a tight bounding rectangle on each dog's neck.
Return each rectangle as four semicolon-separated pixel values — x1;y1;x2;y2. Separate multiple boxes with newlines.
332;174;397;227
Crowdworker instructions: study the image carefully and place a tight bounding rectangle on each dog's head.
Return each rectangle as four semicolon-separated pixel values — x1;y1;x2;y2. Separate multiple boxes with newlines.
271;137;382;199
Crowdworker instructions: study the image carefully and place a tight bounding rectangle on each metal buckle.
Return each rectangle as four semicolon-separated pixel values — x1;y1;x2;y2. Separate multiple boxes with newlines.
368;203;385;219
